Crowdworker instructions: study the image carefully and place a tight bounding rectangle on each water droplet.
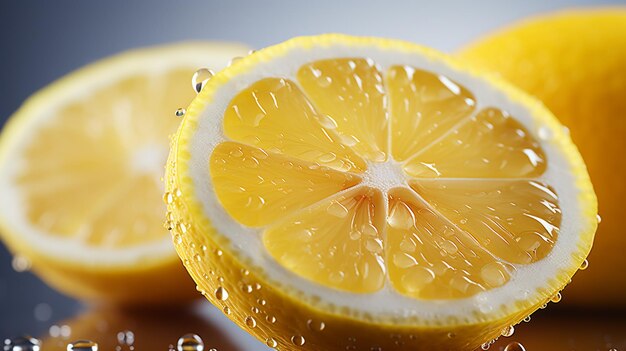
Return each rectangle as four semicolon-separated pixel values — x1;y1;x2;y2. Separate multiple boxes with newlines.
163;192;174;204
251;307;260;314
481;262;509;288
176;334;203;351
504;342;526;351
387;202;414;230
580;259;589;270
365;238;383;254
175;108;186;117
317;153;337;163
551;292;562;303
447;332;456;339
229;148;243;158
245;316;257;328
3;336;41;351
266;315;276;324
223;306;231;315
265;338;277;348
537;126;553;141
327;201;349;218
215;287;229;301
481;342;491;350
328;271;345;284
257;298;266;306
116;331;134;346
242;284;253;293
307;319;326;331
191;68;214;94
401;266;435;292
596;214;602;223
12;255;31;272
523;315;531;323
67;340;98;351
291;335;305;346
215;249;223;257
501;325;515;337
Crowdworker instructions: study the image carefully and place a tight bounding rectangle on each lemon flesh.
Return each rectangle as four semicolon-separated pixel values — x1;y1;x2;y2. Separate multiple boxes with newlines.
0;42;250;304
210;58;560;300
167;35;596;350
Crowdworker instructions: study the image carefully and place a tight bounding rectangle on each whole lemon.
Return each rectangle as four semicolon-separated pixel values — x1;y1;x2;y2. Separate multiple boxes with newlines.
458;8;626;307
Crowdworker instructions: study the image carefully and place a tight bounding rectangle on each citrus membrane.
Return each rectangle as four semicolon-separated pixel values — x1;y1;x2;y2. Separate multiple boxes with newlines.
167;35;596;350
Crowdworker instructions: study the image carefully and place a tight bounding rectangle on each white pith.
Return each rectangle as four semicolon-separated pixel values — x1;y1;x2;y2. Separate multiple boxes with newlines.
184;41;593;324
0;42;250;266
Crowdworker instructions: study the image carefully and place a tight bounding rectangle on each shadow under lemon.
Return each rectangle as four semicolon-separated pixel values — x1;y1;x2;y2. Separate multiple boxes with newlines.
40;303;243;351
488;308;626;351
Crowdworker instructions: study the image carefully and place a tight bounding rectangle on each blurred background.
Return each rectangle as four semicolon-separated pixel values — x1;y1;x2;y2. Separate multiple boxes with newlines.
1;1;625;350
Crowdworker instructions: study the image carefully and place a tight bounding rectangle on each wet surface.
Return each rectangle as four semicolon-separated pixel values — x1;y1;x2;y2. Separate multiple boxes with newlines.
2;239;624;351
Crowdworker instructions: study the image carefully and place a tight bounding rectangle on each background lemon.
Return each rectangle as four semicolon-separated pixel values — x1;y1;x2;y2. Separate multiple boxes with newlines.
458;8;626;307
0;42;249;305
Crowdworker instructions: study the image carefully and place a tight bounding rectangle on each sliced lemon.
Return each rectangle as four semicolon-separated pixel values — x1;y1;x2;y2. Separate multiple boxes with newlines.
166;35;597;350
0;41;250;305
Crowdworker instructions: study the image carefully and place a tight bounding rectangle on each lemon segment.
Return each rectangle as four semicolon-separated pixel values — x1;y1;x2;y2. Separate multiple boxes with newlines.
386;65;476;161
223;78;366;172
210;141;361;227
386;188;513;299
403;107;546;178
264;187;386;293
298;58;388;162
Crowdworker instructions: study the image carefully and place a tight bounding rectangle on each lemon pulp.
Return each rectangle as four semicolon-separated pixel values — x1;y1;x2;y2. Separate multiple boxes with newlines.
209;58;560;300
17;70;189;248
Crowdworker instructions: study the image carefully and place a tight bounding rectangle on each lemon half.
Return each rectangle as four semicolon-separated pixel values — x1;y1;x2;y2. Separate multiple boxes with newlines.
0;42;250;304
166;35;597;350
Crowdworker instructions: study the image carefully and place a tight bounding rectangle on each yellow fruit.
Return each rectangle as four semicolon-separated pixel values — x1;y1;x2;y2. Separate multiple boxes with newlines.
166;34;597;350
0;41;250;305
458;8;626;307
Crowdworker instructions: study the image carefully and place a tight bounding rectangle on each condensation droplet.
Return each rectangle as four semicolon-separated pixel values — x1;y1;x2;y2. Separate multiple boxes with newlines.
265;338;277;348
215;287;229;301
501;325;515;337
537;126;553;141
596;214;602;224
523;315;531;323
116;331;134;346
327;201;349;218
191;68;214;94
245;316;257;328
580;259;589;270
291;335;305;346
12;255;31;272
504;342;526;351
266;315;276;324
223;306;231;315
175;108;186;117
551;292;562;303
4;336;41;351
176;334;203;351
307;319;326;331
481;342;491;350
67;340;98;351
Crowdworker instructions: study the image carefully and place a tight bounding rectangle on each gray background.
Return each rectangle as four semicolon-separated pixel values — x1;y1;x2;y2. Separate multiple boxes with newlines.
1;0;624;349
